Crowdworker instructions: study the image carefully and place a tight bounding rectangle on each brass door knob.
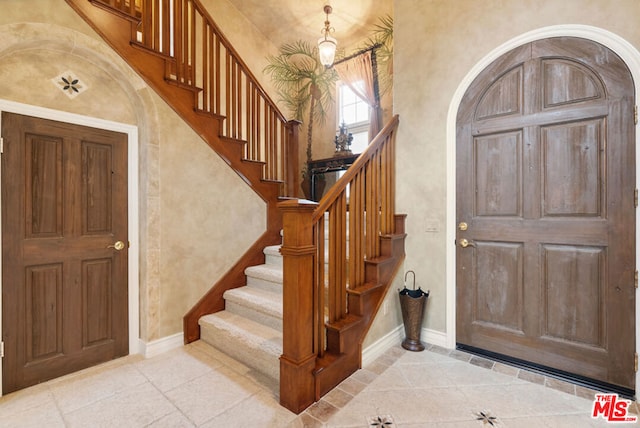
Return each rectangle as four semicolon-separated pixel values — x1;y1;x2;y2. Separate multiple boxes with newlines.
108;240;125;251
459;238;476;248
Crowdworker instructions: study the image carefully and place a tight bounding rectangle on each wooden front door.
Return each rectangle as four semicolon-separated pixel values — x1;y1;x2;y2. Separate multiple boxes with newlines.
1;113;129;393
456;37;636;391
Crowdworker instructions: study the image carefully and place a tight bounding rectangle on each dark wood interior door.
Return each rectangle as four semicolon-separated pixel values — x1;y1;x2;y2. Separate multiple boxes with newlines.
2;113;129;393
456;38;636;390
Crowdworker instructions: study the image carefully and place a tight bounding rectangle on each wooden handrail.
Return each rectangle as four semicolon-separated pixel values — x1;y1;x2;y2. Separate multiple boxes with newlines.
90;0;140;19
280;115;401;413
313;114;399;219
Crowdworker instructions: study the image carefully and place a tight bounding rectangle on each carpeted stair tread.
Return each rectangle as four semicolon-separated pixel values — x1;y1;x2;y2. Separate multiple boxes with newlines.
245;264;283;292
199;311;281;380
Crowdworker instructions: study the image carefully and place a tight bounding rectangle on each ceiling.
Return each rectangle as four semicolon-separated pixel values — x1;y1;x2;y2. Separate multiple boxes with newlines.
224;0;393;53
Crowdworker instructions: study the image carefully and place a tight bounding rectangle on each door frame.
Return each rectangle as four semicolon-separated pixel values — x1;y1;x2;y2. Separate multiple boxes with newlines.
0;99;141;395
446;25;640;395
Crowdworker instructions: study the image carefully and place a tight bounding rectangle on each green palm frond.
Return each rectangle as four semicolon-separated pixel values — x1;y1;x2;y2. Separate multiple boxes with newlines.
354;15;394;96
264;40;338;123
264;39;339;168
372;15;393;46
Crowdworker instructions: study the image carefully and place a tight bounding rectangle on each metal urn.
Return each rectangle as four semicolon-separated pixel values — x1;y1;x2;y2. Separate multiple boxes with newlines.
398;270;429;351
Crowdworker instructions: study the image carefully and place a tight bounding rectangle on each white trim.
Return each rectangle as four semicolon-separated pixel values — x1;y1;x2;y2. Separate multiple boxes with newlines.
361;326;449;367
140;333;184;359
362;325;403;367
446;25;640;395
421;328;449;349
0;99;141;395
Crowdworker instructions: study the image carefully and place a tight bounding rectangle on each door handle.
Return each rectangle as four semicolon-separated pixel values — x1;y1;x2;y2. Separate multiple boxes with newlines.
458;238;476;248
107;240;125;251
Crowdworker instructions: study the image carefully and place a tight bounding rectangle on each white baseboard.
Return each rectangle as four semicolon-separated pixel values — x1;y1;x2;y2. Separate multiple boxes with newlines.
139;328;448;363
140;332;184;358
362;326;451;367
421;328;449;348
362;325;403;367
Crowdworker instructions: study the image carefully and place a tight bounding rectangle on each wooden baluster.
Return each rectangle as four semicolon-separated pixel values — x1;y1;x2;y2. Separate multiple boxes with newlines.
245;79;251;158
327;205;336;322
349;171;362;288
269;114;273;180
389;130;396;232
285;120;300;198
233;61;239;139
201;23;209;112
316;215;325;357
372;152;381;256
189;1;196;86
338;193;347;317
214;35;220;115
173;0;182;80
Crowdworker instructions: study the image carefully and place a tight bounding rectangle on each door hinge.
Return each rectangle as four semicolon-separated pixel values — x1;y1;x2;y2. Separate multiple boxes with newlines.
635;352;638;372
0;137;4;154
635;189;638;208
636;270;638;289
635;105;638;125
0;341;4;358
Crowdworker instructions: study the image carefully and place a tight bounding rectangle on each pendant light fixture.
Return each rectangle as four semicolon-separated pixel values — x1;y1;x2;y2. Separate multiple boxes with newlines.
318;5;337;67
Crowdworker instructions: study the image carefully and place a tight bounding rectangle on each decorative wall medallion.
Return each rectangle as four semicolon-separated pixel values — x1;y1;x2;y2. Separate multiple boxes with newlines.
52;71;87;99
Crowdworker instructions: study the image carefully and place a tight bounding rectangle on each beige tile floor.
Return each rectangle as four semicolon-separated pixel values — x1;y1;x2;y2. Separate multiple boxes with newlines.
1;340;637;427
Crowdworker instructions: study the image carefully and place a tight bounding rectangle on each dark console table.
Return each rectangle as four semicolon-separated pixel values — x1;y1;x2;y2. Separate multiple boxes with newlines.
308;153;359;201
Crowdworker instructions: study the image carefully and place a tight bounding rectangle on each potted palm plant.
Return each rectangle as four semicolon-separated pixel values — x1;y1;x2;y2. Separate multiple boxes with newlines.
264;40;339;199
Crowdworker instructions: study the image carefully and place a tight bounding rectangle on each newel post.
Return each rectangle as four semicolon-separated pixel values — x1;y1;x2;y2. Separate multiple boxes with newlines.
279;199;318;413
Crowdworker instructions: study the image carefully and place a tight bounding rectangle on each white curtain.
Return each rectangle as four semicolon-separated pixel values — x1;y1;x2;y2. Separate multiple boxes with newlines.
334;50;381;138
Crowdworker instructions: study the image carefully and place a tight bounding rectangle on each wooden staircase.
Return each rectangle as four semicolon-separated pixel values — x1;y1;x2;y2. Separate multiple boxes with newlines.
64;0;300;344
65;0;405;414
279;116;404;412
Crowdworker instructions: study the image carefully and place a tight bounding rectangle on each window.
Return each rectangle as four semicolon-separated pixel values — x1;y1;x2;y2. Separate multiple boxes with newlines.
337;81;370;154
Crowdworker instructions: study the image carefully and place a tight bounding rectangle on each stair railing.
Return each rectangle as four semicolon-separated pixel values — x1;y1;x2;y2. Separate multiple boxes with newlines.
279;115;400;413
89;0;298;193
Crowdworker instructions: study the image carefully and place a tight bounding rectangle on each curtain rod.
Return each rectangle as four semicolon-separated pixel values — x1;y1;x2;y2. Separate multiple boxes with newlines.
331;42;383;67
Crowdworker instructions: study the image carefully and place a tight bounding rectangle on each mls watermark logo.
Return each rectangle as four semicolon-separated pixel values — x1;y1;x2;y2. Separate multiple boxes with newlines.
591;393;638;423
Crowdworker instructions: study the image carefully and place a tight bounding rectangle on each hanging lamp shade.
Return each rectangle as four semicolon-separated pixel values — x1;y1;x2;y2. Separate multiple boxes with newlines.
318;5;337;66
318;35;337;66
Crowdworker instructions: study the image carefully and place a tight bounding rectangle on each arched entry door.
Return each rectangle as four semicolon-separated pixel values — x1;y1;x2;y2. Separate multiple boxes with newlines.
456;37;636;392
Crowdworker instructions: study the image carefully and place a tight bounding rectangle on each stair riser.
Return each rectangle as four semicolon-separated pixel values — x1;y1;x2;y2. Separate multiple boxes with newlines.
246;276;282;293
265;254;283;267
225;301;282;331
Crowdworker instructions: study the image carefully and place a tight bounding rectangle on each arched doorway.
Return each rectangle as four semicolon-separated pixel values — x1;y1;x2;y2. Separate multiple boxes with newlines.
455;37;635;394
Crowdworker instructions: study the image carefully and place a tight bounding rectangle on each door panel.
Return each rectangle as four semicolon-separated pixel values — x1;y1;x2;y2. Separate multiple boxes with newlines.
542;245;605;347
473;242;524;333
457;37;635;390
474;132;523;217
2;113;129;393
543;120;604;216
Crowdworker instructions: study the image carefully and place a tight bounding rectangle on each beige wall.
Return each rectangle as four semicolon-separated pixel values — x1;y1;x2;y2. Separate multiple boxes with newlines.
0;0;401;347
394;0;640;334
9;0;629;352
0;0;270;341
